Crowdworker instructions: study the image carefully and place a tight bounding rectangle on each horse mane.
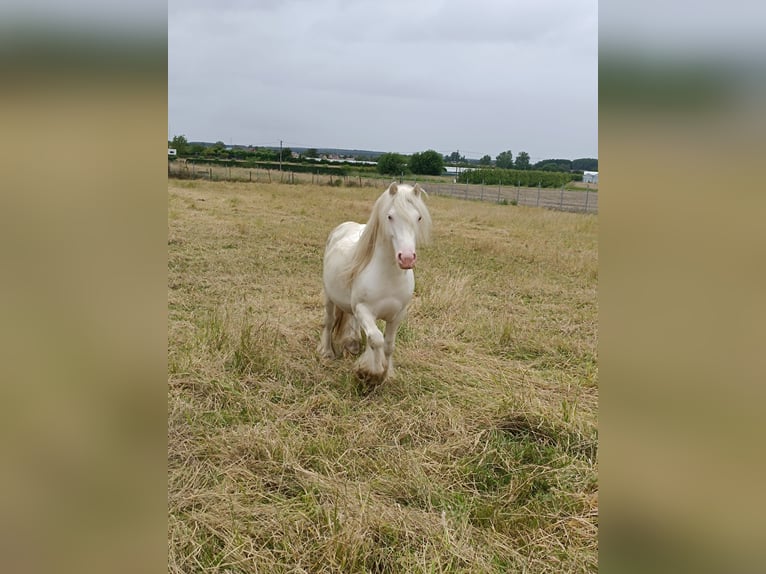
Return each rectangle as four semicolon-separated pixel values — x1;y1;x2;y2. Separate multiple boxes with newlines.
342;182;431;285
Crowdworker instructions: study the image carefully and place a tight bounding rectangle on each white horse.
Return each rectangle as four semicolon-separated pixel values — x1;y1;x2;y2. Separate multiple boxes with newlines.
317;182;432;383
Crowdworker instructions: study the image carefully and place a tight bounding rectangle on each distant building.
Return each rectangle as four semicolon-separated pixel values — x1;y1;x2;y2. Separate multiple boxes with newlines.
306;157;377;165
443;166;475;176
583;171;598;184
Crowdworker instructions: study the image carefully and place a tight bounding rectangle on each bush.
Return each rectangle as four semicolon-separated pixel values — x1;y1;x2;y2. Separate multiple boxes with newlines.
458;168;574;188
377;152;407;176
186;158;355;177
409;150;444;175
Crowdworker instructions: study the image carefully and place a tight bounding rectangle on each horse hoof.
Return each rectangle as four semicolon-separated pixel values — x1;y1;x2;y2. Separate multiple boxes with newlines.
355;368;386;385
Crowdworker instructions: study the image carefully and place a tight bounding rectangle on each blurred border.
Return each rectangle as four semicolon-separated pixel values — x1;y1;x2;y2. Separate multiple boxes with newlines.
0;6;167;574
600;2;766;572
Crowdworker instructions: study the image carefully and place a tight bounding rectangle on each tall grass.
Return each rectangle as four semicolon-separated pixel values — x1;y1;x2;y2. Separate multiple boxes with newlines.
168;180;598;572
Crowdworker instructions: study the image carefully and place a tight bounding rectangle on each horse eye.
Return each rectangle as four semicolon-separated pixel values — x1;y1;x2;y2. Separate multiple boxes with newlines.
418;215;422;221
387;215;393;220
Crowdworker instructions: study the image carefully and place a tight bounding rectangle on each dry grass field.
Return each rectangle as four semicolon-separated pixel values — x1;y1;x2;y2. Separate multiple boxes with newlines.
168;179;598;572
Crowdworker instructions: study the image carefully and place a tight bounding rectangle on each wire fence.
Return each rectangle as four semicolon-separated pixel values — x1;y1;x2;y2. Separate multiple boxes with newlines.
419;180;597;214
168;160;598;214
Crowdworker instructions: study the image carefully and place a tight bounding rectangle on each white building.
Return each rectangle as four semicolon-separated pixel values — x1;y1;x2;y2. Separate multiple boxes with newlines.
583;170;598;184
443;166;475;176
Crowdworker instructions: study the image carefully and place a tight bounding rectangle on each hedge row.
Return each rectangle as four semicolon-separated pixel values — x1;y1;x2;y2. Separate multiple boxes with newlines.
185;158;378;176
457;168;578;187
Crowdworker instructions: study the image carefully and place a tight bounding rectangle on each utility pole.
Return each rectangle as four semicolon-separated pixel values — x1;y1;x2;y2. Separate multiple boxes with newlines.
279;140;283;172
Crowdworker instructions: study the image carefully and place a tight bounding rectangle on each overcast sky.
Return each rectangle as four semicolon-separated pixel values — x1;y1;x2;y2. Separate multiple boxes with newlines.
169;0;598;161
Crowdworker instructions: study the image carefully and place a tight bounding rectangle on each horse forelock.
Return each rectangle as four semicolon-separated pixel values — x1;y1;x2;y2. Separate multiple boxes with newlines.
392;185;432;244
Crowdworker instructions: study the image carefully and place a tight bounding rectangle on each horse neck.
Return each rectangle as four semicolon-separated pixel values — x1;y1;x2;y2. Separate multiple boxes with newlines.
352;216;400;279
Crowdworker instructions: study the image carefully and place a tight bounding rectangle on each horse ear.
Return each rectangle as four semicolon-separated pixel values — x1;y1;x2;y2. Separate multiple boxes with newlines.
388;182;398;195
413;183;423;196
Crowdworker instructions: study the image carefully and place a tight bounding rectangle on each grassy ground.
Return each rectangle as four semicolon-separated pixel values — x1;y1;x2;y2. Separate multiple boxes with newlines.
168;180;598;573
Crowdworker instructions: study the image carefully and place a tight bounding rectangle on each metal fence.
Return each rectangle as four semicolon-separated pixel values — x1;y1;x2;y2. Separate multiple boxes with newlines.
421;180;597;214
168;161;597;214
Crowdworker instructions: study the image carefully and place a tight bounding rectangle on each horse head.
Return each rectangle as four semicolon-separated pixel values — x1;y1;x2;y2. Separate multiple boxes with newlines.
380;182;431;270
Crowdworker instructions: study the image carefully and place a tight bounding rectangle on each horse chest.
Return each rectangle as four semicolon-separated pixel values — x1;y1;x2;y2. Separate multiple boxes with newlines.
371;295;409;321
354;272;413;321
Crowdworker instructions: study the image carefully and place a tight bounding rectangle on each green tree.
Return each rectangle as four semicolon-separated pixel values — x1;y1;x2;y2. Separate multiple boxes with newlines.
202;143;219;157
572;158;598;171
377;152;407;176
206;141;226;157
515;151;530;170
495;150;513;169
533;159;572;172
170;134;188;155
255;148;277;162
187;143;204;156
304;148;319;159
479;154;492;166
446;151;464;164
409;149;444;175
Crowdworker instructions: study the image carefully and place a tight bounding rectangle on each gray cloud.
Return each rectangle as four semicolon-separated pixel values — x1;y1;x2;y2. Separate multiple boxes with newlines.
169;0;597;160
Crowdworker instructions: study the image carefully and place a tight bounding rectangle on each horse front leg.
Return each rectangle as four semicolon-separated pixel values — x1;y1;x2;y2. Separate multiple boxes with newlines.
353;304;387;382
382;310;406;379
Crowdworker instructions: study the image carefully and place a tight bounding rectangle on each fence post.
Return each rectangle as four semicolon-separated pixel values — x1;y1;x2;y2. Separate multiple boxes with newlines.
464;182;468;199
480;181;484;201
536;182;541;206
516;180;520;205
497;183;501;203
209;168;212;180
585;188;590;212
560;186;564;209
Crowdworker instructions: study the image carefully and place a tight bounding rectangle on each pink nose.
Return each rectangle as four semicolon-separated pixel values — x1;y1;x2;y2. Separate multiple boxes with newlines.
397;251;416;269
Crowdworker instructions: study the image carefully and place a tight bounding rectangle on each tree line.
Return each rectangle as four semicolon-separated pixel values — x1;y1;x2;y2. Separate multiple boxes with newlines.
477;150;596;172
376;149;596;177
169;135;597;177
169;136;296;163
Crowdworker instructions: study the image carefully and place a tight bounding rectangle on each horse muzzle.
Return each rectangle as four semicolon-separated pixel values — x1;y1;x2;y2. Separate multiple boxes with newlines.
397;251;416;269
